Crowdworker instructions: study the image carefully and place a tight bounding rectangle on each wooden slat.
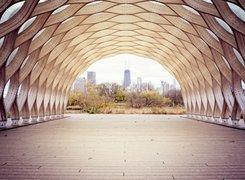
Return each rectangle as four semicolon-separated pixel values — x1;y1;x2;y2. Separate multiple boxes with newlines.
0;114;245;179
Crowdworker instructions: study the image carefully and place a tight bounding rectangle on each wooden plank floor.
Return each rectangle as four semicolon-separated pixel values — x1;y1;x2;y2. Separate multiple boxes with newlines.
0;114;245;180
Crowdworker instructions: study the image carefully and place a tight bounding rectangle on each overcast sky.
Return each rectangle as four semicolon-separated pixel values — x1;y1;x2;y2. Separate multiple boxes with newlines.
79;54;179;88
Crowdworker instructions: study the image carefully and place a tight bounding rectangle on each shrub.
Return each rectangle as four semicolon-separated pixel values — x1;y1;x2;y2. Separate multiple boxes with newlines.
66;105;82;110
67;83;184;114
126;91;172;108
115;90;126;102
67;92;83;106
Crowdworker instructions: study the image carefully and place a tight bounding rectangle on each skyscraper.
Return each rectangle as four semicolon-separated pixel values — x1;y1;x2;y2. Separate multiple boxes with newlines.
87;71;96;85
123;69;131;89
137;77;142;92
147;81;154;91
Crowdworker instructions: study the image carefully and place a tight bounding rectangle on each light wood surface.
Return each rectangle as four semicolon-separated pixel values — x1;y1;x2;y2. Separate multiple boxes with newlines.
0;114;245;179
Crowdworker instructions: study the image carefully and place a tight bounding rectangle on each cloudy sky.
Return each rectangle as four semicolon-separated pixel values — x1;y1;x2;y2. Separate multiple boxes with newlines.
79;54;179;88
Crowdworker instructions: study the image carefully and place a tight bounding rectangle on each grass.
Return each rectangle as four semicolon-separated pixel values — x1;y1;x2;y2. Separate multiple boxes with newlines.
99;106;186;115
66;103;186;115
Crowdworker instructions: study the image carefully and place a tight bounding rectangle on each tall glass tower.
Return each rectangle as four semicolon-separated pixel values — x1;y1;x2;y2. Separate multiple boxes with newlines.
87;71;96;85
123;69;131;89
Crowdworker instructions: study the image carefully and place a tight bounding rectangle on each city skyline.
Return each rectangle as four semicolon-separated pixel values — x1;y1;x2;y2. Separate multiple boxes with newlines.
72;66;179;93
79;54;180;89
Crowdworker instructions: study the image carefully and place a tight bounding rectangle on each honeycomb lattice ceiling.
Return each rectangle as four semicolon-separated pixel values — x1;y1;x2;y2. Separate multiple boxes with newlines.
0;0;244;122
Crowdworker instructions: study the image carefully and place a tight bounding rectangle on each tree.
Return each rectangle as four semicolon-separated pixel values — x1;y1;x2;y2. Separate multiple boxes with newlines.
140;91;171;107
115;90;126;102
126;92;144;108
68;92;83;106
97;83;122;100
166;89;184;106
126;91;172;108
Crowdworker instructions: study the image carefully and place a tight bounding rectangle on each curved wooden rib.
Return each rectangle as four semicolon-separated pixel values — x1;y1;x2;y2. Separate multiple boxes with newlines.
0;0;244;129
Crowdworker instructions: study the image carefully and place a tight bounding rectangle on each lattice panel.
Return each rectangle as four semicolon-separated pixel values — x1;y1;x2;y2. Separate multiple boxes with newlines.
0;0;244;128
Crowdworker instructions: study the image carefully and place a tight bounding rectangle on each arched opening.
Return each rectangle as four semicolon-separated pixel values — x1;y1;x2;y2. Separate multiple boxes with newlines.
0;0;244;129
0;1;245;179
68;54;184;114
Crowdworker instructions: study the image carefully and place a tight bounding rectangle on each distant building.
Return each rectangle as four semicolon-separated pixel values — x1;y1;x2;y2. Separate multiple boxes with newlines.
160;81;164;95
129;83;138;92
142;82;149;91
123;69;131;89
73;77;86;93
147;81;154;91
87;71;96;85
137;77;142;92
173;79;176;90
141;81;154;91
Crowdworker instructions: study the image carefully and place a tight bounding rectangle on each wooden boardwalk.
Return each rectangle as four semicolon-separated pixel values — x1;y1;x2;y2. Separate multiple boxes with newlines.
0;114;245;179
